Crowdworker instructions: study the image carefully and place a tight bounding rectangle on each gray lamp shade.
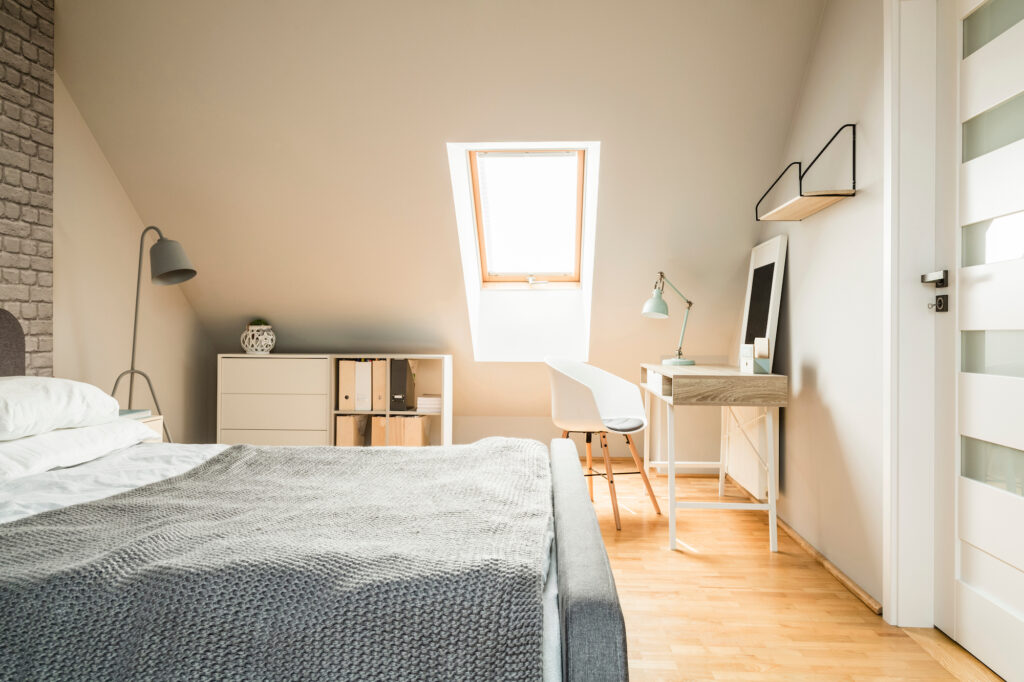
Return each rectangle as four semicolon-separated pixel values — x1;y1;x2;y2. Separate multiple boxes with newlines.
149;238;196;285
641;289;669;319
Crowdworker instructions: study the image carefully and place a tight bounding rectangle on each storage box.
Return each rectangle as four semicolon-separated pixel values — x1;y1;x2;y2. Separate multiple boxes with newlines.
739;344;754;374
370;416;402;446
370;416;386;446
368;416;430;446
398;415;430;446
335;415;368;446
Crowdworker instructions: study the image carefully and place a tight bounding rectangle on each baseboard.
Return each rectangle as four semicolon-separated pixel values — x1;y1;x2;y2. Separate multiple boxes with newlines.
776;518;883;615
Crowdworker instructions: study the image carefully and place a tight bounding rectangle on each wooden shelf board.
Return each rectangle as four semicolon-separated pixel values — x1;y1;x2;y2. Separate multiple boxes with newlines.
758;192;853;221
334;410;442;416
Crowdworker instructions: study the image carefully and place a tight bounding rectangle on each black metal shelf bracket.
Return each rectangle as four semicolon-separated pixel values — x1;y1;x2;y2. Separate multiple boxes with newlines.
755;123;857;221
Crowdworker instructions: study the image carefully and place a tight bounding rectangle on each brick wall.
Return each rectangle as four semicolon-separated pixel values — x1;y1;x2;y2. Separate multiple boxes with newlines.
0;0;53;376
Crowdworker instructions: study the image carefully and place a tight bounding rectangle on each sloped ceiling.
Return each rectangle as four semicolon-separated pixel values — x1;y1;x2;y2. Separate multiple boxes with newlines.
54;0;824;418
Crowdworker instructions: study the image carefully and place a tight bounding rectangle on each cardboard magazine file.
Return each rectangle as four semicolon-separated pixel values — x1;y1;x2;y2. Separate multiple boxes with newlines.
371;360;387;410
370;417;403;446
335;415;368;446
400;415;430;446
337;360;357;410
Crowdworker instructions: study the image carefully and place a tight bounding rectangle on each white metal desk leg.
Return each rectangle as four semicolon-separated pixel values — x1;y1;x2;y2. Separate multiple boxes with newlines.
766;406;778;552
666;401;676;551
643;390;651;472
718;406;728;497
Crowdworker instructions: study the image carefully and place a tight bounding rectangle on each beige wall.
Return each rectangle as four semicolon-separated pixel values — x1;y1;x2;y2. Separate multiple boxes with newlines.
757;0;885;599
53;74;215;442
54;0;826;459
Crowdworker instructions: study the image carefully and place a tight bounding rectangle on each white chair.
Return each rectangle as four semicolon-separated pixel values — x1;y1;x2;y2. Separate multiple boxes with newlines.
546;358;661;530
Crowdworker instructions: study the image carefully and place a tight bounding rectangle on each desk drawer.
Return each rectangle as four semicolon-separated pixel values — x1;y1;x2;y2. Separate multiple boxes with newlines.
219;429;329;446
220;394;328;430
220;357;329;394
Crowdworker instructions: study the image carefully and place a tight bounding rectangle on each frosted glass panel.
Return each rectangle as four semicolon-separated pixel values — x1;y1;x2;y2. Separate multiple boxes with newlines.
962;211;1024;266
962;90;1024;161
962;436;1024;497
475;151;580;276
962;330;1024;377
963;0;1024;58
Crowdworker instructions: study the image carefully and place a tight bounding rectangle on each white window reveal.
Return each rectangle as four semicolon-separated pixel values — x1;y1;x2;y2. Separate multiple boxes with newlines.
448;142;600;361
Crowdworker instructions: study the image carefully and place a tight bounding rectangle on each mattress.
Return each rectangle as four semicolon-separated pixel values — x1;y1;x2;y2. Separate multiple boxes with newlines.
0;441;562;681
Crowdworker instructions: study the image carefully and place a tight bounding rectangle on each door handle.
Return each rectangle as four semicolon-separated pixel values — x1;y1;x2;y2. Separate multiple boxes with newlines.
921;270;948;288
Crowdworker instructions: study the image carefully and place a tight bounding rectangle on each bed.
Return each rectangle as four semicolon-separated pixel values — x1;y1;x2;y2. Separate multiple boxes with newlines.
0;310;628;682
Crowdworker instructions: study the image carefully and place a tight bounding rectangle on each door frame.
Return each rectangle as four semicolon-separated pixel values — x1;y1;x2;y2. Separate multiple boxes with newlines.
881;0;958;629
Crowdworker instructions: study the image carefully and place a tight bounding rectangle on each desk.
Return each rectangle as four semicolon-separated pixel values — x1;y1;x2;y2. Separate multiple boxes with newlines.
640;364;788;551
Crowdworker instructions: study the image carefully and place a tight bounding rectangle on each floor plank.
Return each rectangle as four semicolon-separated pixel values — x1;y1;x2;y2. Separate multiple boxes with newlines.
903;628;1002;682
586;467;991;681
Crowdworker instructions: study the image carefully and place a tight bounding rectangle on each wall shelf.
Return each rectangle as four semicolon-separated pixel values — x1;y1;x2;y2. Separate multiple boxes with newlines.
756;124;856;222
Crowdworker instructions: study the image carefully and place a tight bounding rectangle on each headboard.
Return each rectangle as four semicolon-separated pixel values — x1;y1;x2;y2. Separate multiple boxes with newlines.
0;308;26;376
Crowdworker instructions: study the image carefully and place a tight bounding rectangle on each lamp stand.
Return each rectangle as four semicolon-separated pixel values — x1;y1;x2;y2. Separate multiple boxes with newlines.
111;225;173;443
660;275;696;366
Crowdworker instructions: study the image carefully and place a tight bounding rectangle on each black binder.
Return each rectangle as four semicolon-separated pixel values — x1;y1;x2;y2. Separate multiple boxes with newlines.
389;359;415;411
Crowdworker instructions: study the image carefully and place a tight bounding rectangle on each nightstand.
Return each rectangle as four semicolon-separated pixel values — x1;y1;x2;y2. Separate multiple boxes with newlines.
139;415;164;443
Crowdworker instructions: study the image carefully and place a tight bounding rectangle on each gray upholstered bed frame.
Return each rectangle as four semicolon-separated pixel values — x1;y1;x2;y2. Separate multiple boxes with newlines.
0;309;25;377
549;438;630;681
0;310;629;681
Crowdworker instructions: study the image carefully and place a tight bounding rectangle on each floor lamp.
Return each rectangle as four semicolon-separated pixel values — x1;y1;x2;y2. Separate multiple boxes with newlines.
111;225;196;443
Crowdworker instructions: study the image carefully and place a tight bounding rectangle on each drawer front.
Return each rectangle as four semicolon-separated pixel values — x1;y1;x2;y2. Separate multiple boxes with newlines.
220;357;329;394
219;429;329;446
220;394;328;430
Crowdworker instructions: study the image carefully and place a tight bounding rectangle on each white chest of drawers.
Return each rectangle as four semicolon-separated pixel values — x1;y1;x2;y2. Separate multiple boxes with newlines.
217;354;331;446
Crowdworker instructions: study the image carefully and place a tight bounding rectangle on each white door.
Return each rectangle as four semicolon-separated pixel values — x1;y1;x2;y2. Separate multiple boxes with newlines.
952;1;1024;679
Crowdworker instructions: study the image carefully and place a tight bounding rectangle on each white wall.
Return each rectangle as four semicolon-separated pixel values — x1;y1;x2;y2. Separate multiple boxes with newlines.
757;0;886;600
54;0;826;461
53;75;216;442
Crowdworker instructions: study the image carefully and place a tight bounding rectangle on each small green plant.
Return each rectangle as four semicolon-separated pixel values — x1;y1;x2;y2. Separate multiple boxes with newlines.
249;318;269;326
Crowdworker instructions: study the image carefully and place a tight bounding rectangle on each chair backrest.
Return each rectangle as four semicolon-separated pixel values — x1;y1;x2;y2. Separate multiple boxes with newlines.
545;358;646;433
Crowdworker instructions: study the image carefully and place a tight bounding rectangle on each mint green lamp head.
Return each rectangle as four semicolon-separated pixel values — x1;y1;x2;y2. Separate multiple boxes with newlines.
642;272;696;366
641;288;669;319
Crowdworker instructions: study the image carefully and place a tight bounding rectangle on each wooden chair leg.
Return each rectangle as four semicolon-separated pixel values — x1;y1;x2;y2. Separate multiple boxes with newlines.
600;432;621;531
561;430;568;439
626;434;661;515
585;434;594;501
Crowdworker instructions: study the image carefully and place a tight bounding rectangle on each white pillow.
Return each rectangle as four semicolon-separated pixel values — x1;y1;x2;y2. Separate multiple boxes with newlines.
0;376;120;441
0;418;157;482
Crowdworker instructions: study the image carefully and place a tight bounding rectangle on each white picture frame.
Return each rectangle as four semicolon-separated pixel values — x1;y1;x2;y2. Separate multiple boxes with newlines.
738;235;788;372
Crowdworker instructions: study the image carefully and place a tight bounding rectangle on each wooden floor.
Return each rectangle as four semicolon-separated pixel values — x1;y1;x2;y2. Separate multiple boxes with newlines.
587;465;1001;681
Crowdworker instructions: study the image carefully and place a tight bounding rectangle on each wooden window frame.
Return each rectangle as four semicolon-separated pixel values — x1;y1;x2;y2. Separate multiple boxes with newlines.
468;149;585;284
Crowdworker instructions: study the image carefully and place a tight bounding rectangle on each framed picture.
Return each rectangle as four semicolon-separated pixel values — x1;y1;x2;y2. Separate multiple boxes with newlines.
739;235;787;372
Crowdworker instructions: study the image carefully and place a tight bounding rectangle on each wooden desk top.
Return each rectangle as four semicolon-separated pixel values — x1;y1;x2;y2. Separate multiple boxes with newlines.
641;363;788;407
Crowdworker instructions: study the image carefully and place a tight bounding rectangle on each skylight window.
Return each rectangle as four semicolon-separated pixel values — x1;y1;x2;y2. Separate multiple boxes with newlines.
469;150;584;283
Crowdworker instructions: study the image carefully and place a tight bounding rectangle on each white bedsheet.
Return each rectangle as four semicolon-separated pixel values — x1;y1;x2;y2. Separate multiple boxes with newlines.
0;441;562;681
0;441;228;525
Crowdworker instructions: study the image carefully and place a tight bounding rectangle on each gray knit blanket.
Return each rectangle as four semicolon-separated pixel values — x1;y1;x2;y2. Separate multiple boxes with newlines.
0;437;553;681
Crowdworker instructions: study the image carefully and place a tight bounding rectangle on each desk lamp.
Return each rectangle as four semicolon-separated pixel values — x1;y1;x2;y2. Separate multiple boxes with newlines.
641;271;696;366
